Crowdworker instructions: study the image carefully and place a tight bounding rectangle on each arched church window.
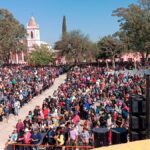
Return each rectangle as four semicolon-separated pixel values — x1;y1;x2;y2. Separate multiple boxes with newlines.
31;31;33;39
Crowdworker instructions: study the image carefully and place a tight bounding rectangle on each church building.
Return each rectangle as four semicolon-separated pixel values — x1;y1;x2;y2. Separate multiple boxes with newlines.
10;16;52;64
27;16;51;52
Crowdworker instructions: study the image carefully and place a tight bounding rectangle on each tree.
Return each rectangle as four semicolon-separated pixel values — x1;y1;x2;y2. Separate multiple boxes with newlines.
62;16;67;40
112;4;150;65
97;35;123;68
55;30;95;64
0;9;27;63
28;44;53;66
139;0;150;9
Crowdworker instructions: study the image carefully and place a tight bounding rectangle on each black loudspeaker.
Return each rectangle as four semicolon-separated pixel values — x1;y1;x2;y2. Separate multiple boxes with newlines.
139;116;146;129
131;95;146;115
130;131;147;141
146;74;150;138
130;132;139;141
111;128;127;144
131;115;146;130
139;131;147;139
92;128;109;147
130;95;147;141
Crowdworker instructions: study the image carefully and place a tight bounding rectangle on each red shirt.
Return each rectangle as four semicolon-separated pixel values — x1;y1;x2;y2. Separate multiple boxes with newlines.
92;78;96;84
59;101;65;107
16;122;24;133
43;108;50;119
72;115;80;125
114;111;117;121
24;132;31;144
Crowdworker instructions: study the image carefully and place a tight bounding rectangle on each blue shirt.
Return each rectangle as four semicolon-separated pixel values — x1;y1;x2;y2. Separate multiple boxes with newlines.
31;133;41;144
83;103;90;111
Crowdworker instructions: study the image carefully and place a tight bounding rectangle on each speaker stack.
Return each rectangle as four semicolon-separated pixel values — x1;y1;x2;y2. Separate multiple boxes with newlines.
146;73;150;138
92;128;109;147
111;128;127;144
129;95;147;141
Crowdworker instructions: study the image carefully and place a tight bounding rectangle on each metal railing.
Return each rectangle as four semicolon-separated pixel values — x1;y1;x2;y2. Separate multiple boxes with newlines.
6;143;94;150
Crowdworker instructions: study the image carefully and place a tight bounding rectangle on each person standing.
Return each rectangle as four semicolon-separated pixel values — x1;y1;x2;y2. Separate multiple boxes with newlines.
16;119;24;133
24;128;31;144
55;128;65;146
0;104;3;121
72;113;80;125
8;129;18;143
64;122;71;146
4;105;9;123
47;125;56;145
80;127;90;146
31;129;41;150
69;125;78;146
14;100;20;116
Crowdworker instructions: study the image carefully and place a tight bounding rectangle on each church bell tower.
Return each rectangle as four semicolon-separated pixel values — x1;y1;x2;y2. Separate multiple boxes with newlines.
27;16;40;51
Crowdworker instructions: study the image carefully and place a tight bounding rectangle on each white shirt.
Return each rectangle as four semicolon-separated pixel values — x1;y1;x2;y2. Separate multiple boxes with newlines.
14;101;20;109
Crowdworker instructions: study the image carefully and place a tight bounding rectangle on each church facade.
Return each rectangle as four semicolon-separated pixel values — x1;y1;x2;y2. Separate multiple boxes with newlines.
10;16;52;64
27;16;51;52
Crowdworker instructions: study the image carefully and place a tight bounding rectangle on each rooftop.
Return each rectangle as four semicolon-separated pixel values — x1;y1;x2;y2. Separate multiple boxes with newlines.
28;16;38;27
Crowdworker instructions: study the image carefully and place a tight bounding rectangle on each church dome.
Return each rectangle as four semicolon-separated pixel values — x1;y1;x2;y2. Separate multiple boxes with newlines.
28;16;37;27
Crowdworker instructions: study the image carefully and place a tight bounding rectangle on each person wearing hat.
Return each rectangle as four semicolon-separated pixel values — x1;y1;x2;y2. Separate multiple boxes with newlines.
47;125;56;145
24;128;31;144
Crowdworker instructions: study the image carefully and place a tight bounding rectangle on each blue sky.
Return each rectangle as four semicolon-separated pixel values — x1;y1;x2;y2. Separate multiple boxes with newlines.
0;0;137;46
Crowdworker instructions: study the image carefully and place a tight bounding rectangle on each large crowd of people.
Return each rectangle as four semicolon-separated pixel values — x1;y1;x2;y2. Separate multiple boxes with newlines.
0;65;63;122
7;66;146;149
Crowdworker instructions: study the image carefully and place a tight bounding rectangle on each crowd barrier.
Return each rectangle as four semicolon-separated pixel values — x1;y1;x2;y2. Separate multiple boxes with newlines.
5;143;94;150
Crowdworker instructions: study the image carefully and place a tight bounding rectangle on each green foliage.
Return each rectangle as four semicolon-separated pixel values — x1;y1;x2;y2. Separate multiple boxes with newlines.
97;35;123;67
139;0;150;9
0;9;27;63
29;44;53;66
62;16;67;40
112;4;150;61
55;30;96;63
97;35;122;58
